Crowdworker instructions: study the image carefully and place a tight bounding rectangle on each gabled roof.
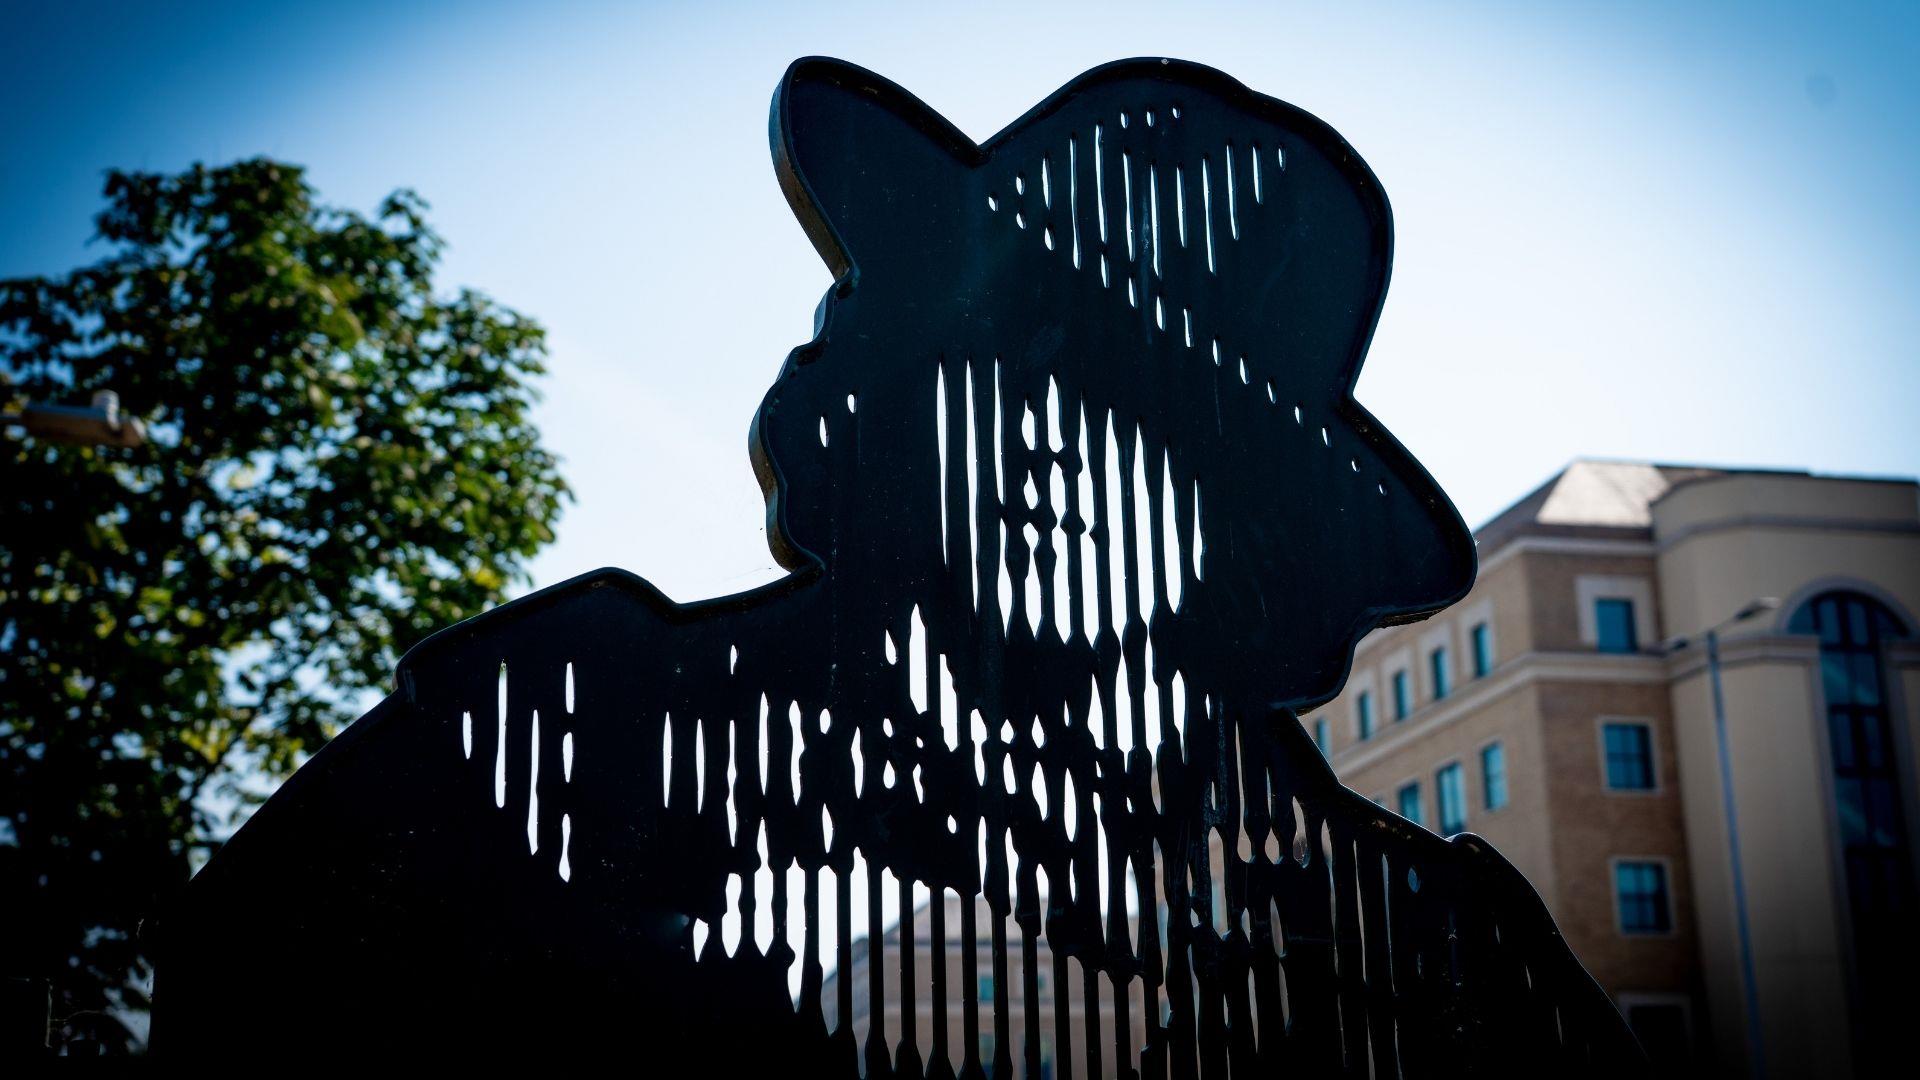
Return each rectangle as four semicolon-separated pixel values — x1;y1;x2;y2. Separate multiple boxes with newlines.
1474;459;1739;555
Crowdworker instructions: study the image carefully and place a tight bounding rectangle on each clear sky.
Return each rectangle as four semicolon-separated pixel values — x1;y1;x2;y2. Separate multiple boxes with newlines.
5;0;1917;606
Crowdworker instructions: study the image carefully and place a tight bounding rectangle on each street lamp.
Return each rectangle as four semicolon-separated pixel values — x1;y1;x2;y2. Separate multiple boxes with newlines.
1;390;146;448
1658;595;1780;1079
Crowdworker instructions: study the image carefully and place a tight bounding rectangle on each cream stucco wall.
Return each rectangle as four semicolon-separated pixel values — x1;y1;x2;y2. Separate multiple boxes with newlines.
1666;648;1851;1078
1653;474;1920;638
1653;473;1920;1078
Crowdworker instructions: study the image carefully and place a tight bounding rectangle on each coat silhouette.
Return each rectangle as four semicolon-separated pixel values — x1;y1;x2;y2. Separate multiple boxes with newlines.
159;57;1645;1075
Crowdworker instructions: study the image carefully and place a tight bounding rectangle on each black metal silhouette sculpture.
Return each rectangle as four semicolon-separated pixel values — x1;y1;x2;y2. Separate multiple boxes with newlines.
159;57;1645;1074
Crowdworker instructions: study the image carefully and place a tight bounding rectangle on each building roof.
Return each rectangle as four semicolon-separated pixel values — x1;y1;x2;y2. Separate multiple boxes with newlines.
1475;461;1701;555
1473;458;1920;560
1465;458;1898;556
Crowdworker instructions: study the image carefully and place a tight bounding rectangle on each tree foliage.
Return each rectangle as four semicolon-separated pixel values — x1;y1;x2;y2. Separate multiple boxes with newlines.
0;159;569;1051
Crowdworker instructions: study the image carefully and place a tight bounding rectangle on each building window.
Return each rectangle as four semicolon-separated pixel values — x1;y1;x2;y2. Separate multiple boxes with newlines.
1396;782;1422;827
1603;722;1656;791
1356;692;1374;740
1391;670;1411;721
1614;861;1672;934
1313;718;1329;756
1595;597;1638;653
1470;622;1492;677
1436;763;1467;834
1429;646;1450;700
978;974;994;1002
1791;591;1914;965
1481;742;1508;811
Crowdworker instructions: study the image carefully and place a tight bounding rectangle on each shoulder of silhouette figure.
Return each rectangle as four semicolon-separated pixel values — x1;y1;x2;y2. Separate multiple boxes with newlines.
391;565;820;688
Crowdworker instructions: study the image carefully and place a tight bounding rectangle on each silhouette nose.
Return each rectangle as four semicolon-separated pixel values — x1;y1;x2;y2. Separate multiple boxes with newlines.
1386;464;1476;614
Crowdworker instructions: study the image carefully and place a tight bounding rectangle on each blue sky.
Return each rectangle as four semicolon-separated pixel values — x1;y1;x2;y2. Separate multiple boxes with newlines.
5;0;1917;604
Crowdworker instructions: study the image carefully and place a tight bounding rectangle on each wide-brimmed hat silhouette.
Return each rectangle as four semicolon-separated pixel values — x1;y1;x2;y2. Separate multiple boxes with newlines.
157;57;1641;1076
756;57;1474;715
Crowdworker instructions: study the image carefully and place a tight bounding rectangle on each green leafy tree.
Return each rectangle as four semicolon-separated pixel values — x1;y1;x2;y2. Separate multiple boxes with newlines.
0;159;569;1052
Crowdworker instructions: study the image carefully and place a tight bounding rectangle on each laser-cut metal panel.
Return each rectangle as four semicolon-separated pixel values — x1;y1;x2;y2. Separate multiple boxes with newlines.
158;57;1647;1075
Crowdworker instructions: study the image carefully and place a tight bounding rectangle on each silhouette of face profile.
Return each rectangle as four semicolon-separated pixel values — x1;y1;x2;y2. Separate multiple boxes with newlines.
159;61;1649;1076
752;58;1473;710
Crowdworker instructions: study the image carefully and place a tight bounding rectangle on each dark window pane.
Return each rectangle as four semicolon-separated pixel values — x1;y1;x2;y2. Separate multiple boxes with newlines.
1604;722;1655;790
1596;598;1638;652
1392;671;1410;720
1851;654;1882;705
1829;711;1857;770
1859;712;1886;770
1835;777;1868;844
1430;648;1450;700
1822;653;1854;706
1616;861;1671;933
1397;783;1422;827
1437;763;1466;834
1848;598;1870;647
1817;598;1842;644
1481;742;1508;811
1868;779;1903;847
1470;623;1491;677
1357;692;1373;740
1794;589;1916;959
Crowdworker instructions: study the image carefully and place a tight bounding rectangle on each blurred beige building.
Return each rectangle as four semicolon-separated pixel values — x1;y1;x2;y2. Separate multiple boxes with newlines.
824;890;1148;1079
1310;460;1919;1078
822;460;1916;1078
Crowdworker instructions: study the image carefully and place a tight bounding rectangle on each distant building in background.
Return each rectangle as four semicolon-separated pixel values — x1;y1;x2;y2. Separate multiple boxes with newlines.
1311;460;1919;1077
822;460;1916;1078
824;890;1148;1079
